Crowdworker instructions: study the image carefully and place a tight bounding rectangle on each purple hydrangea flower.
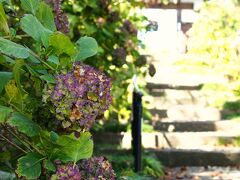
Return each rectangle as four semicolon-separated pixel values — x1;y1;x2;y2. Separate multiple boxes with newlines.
45;0;70;34
45;63;112;130
51;164;81;180
79;156;116;180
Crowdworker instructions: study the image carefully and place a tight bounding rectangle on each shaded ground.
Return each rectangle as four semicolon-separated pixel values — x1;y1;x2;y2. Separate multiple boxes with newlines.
163;166;240;180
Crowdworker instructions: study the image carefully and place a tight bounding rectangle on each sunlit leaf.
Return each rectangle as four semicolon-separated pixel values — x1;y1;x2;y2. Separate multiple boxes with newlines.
16;152;42;179
20;0;39;15
36;2;56;31
0;3;9;35
20;14;52;47
0;37;29;59
49;32;76;56
5;80;19;102
74;36;98;61
56;132;93;163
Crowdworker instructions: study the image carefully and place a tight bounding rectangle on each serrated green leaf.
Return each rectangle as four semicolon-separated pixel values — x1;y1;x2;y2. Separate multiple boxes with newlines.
36;2;56;31
49;33;76;56
8;112;41;137
16;152;43;179
0;37;29;59
74;36;98;61
20;14;52;47
0;3;9;35
20;0;39;15
0;105;13;123
40;74;55;84
56;132;93;163
0;71;12;94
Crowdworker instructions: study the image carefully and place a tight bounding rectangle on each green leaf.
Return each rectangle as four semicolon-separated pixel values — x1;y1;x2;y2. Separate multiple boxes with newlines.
74;36;98;61
59;54;71;68
49;33;76;56
0;71;12;94
56;132;93;163
40;74;55;84
0;3;9;35
44;159;56;172
13;59;25;94
20;0;39;15
0;171;16;180
16;152;43;179
0;151;11;162
8;112;41;137
0;37;29;59
47;55;59;65
50;131;59;143
20;14;52;47
5;80;20;103
0;105;13;123
36;2;56;31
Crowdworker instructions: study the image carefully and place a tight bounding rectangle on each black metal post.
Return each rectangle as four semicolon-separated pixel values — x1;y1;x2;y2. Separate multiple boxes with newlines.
132;91;143;172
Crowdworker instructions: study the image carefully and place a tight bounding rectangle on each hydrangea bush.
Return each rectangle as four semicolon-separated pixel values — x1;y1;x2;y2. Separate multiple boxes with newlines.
0;0;116;179
64;0;153;123
44;63;112;130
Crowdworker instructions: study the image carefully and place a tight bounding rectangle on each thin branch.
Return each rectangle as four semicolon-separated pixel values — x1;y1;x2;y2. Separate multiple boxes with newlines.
29;51;55;70
4;126;33;152
2;34;31;39
0;134;27;154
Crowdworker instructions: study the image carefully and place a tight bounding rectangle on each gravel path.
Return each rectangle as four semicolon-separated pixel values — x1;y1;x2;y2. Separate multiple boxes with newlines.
162;166;240;180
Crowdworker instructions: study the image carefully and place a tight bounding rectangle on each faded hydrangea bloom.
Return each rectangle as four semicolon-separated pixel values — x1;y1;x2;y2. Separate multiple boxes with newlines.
121;20;138;35
51;164;81;180
44;63;112;130
79;156;116;180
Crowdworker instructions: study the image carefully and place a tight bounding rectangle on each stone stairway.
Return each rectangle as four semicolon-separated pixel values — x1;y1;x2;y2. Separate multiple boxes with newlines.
145;80;240;167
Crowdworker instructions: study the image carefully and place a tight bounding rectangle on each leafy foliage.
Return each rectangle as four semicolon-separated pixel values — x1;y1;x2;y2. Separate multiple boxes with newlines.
16;152;43;179
64;0;150;123
8;112;41;137
0;0;114;179
180;0;240;109
75;36;98;61
55;132;93;163
0;37;29;58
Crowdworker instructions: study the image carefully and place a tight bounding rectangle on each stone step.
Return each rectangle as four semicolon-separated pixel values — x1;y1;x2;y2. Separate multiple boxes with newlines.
100;148;240;167
152;148;240;167
153;120;240;132
93;132;240;150
149;106;221;121
147;83;203;91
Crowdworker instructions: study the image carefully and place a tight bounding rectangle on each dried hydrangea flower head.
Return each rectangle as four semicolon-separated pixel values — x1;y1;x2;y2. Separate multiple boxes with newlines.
79;156;116;180
44;63;112;130
51;164;81;180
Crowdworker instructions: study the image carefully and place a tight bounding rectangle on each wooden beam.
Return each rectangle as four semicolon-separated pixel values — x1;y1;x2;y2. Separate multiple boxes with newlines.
145;2;194;10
